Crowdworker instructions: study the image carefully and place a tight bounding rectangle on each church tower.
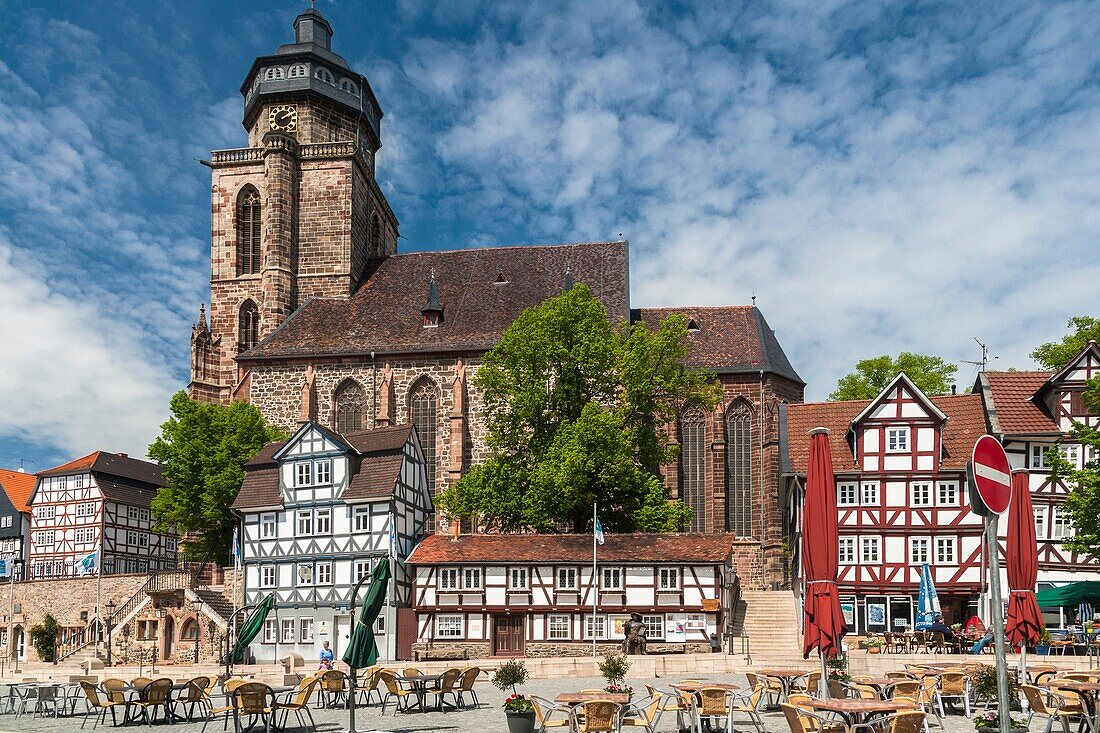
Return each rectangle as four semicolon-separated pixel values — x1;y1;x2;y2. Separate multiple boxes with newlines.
190;7;398;403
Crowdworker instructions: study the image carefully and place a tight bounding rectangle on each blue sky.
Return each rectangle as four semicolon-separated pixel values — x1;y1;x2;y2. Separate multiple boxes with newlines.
0;1;1097;472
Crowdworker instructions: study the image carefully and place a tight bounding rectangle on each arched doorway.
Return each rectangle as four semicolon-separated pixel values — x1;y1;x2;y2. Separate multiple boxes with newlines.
163;615;175;660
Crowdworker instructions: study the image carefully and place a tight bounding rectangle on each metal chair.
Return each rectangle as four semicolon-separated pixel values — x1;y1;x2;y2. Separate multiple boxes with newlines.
531;695;573;733
230;683;275;733
1021;684;1085;733
620;689;663;733
128;678;173;725
177;676;214;721
319;670;349;708
377;669;414;715
79;681;122;729
423;668;462;711
728;685;767;733
937;672;970;717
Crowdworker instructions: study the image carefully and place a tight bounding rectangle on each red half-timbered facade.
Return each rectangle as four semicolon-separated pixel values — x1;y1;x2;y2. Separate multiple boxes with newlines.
783;374;989;634
407;533;736;658
977;341;1100;626
26;452;177;578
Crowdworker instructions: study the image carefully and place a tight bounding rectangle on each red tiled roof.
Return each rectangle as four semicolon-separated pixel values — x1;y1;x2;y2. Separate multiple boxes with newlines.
0;469;36;512
407;532;739;565
982;371;1059;435
633;306;803;384
785;393;987;474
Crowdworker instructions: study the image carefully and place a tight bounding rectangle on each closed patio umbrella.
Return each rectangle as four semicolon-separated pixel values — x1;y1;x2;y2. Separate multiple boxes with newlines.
1006;470;1042;680
342;557;391;668
229;592;275;664
802;428;847;695
915;564;941;631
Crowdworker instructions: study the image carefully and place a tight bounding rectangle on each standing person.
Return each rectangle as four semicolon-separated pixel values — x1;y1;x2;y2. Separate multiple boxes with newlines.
318;640;334;671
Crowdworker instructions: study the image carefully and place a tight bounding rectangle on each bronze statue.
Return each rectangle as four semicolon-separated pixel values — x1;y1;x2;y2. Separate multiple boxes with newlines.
621;612;648;655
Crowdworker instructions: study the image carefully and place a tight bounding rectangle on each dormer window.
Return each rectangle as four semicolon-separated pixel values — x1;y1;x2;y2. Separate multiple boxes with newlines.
339;78;359;95
264;67;285;81
288;64;307;79
687;319;700;332
886;427;909;452
315;67;335;84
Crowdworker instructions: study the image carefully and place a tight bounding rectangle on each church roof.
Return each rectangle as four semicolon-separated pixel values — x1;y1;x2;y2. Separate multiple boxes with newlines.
632;306;803;384
240;241;630;360
407;532;740;565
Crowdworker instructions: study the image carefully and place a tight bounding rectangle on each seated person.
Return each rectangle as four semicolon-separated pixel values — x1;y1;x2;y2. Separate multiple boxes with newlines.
927;614;957;641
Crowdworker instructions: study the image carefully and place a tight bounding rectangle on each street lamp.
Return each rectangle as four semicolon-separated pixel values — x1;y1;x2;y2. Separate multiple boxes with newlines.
105;599;116;668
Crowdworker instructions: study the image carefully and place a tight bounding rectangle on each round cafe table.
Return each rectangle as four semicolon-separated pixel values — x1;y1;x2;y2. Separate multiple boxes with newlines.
1057;683;1100;733
810;699;915;726
755;668;808;699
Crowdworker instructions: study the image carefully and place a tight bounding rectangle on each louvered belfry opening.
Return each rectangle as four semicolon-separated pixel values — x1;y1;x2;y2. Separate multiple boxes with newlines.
237;186;262;275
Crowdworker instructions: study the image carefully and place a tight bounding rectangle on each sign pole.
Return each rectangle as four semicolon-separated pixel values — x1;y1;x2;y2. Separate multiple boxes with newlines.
986;514;1011;733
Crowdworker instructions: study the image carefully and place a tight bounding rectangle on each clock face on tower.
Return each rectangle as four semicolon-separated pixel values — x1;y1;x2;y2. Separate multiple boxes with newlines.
268;105;298;133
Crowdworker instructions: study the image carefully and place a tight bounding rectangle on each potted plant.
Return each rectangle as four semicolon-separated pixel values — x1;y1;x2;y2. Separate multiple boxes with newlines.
492;660;535;733
599;651;633;700
1036;627;1052;655
974;711;1029;732
971;665;1022;712
864;638;883;654
825;654;850;697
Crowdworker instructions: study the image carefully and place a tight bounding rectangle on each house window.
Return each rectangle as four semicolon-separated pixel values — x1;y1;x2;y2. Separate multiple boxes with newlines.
355;560;371;583
658;567;680;591
315;508;331;534
237;187;261;276
837;483;858;506
263;619;277;644
910;538;930;564
509;568;528;590
296;510;313;536
181;619;199;641
838;537;856;564
937;482;958;506
0;516;9;528
315;460;332;485
548;615;570;640
1034;507;1047;539
75;474;84;489
861;482;879;506
126;530;139;546
279;618;295;643
410;380;439;498
238;300;260;352
436;614;463;638
439;568;460;591
601;567;623;590
1052;506;1073;539
642;615;665;641
887;427;909;452
861;537;881;564
1062;445;1080;467
260;513;277;539
680;407;707;533
75;527;95;544
1031;445;1048;469
556;567;578;590
295;462;313;487
33;531;55;546
75;502;95;517
726;402;754;536
315;562;332;585
911;483;932;507
128;506;139;520
35;506;56;520
296;563;314;586
138;621;158;641
585;614;607;640
936;537;956;564
260;565;276;588
334;380;365;433
353;507;371;532
139;508;149;522
299;618;314;643
462;568;482;590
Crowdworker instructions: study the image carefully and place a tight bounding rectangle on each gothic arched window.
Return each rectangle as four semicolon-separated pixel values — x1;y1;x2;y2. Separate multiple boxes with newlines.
409;379;439;498
333;379;365;434
237;186;262;276
180;618;199;641
726;401;754;536
238;300;259;352
680;408;707;533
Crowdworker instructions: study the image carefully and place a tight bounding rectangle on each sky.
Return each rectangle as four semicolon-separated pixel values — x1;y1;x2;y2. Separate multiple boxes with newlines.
0;0;1097;472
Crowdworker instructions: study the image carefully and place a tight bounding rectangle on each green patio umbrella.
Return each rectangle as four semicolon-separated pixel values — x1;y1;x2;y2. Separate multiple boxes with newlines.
342;557;391;668
1036;582;1100;607
228;592;276;664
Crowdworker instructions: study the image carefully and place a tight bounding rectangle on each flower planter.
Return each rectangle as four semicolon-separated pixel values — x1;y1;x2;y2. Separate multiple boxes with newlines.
506;710;536;733
1035;644;1051;655
868;646;881;654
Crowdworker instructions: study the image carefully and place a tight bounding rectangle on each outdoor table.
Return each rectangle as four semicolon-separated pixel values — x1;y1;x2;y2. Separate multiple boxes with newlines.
554;692;631;706
755;668;808;699
855;677;896;697
809;699;915;726
1056;682;1100;733
115;682;190;724
4;682;38;715
394;673;443;713
670;682;740;693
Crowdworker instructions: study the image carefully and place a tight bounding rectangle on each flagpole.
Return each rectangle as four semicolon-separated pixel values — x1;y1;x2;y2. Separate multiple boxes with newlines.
592;502;597;658
96;534;103;659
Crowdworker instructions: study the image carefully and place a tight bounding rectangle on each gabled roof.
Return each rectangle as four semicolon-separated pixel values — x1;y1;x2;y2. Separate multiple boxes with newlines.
407;532;740;565
850;372;947;426
270;422;351;462
978;371;1059;435
37;451;165;487
1046;341;1100;386
240;242;630;360
0;469;36;512
785;393;987;474
631;306;803;384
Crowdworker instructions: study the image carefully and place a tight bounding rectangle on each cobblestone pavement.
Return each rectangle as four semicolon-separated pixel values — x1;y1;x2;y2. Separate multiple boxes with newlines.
0;675;1025;733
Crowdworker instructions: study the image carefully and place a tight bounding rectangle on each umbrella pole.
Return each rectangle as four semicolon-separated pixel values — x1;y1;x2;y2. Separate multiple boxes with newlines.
819;652;828;700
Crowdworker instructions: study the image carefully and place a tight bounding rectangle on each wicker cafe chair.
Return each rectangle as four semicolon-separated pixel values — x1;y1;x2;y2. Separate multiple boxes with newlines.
937;672;970;717
354;668;382;707
644;684;689;731
531;695;572;733
423;668;462;711
844;682;879;700
126;678;173;725
620;691;663;733
728;685;767;733
1021;684;1084;731
780;703;846;733
101;679;128;706
745;672;782;708
319;670;349;708
79;682;122;729
572;700;622;733
130;677;153;690
231;683;275;733
377;669;414;715
272;677;319;731
178;676;215;721
201;679;249;733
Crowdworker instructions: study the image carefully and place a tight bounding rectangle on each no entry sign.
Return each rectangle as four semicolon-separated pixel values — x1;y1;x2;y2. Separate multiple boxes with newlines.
968;435;1012;516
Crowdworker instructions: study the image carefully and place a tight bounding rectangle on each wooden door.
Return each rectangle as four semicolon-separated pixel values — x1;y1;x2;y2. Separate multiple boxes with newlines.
492;614;525;657
395;608;416;661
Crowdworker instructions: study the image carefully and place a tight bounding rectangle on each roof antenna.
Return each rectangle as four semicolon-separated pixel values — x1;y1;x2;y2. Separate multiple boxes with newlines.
960;337;998;372
751;291;757;307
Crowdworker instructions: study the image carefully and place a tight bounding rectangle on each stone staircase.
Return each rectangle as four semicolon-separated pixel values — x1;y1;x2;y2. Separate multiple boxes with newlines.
733;590;805;664
192;587;234;628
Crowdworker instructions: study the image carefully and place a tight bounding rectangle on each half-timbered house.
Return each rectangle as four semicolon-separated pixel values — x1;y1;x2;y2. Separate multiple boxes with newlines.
233;421;431;663
782;374;989;634
25;452;177;578
0;469;34;576
406;533;738;658
976;341;1100;626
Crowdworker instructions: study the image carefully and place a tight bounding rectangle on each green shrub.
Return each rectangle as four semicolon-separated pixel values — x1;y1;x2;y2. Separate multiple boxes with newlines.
30;613;59;663
491;659;530;695
598;651;631;685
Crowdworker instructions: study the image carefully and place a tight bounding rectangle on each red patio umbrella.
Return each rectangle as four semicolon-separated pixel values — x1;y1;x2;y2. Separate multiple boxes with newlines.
802;427;847;664
1005;469;1042;649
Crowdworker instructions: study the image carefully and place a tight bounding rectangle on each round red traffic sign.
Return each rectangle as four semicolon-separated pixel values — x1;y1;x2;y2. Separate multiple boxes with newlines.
971;435;1012;515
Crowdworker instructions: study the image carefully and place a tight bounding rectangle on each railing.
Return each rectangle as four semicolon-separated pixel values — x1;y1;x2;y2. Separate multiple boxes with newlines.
299;141;356;159
210;147;264;165
27;554;180;581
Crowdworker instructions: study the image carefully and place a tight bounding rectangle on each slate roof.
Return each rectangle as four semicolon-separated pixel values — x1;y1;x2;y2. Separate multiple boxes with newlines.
980;371;1059;435
37;451;165;487
633;306;803;384
407;532;740;565
784;393;987;474
0;469;36;512
234;424;414;510
241;242;630;360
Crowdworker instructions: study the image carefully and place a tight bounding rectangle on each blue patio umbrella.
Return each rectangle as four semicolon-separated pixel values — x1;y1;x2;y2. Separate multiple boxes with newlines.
915;564;941;630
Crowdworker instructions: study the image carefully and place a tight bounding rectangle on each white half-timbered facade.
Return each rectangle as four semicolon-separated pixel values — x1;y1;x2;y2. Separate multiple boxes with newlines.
233;422;431;664
407;533;737;658
977;341;1100;627
783;374;990;634
25;452;177;578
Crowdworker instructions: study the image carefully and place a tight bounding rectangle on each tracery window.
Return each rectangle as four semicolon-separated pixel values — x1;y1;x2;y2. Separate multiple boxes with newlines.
409;379;439;498
726;402;754;536
333;379;365;433
237;186;262;275
680;408;707;532
238;300;259;352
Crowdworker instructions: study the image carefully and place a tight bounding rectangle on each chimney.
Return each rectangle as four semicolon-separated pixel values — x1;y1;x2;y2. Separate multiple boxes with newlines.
450;519;460;542
118;453;128;458
951;384;957;395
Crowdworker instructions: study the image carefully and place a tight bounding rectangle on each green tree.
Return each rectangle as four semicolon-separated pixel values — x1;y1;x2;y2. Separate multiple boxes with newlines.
1031;316;1100;370
148;391;286;562
30;613;59;662
828;353;957;401
436;284;720;533
1050;377;1100;556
